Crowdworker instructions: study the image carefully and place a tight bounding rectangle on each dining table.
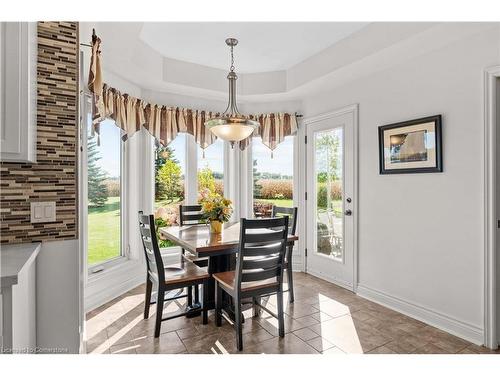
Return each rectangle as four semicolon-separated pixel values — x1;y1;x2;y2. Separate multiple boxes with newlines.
160;221;299;314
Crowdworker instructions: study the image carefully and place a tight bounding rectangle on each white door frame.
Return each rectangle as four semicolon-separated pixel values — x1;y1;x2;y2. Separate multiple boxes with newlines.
484;66;500;349
302;104;359;292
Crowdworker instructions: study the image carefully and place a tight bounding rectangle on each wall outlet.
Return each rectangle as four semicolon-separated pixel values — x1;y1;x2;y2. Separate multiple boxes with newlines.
30;202;56;223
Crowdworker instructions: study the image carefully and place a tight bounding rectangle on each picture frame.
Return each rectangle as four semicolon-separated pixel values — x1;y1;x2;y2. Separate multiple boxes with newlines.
378;115;443;174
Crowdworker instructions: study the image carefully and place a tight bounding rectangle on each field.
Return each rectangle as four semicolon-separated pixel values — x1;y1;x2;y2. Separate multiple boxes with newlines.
254;198;293;208
88;196;121;265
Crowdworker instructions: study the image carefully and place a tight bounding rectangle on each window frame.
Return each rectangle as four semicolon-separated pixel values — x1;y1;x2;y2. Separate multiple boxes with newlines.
83;95;128;275
250;135;298;217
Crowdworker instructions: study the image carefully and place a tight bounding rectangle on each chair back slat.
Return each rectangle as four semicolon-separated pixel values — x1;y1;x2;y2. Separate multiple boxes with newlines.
244;230;285;244
240;242;284;257
235;217;289;292
272;206;298;235
242;255;281;270
179;204;205;226
138;211;165;285
241;267;280;283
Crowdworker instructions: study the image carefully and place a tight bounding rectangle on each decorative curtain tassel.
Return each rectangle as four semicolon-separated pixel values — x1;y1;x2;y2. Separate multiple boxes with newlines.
202;149;205;159
97;134;101;146
271;150;274;159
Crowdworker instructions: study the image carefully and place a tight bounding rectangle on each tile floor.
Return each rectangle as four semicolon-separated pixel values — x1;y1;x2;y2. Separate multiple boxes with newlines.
85;272;498;354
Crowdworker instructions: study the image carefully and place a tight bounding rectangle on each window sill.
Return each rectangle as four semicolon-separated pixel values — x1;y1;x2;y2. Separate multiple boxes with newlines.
87;258;141;285
88;256;129;278
85;258;145;312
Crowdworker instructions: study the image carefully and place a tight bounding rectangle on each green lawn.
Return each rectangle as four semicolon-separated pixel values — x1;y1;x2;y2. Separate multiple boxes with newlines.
154;197;183;209
255;198;293;207
88;196;121;265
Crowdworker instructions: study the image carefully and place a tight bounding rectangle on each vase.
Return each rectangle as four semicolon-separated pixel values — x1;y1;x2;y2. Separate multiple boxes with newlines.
209;220;223;234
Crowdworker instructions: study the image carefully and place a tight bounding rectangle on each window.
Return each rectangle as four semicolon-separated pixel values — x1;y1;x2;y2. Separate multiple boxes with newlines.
154;134;186;247
252;136;294;217
197;139;224;199
87;119;124;267
314;127;343;261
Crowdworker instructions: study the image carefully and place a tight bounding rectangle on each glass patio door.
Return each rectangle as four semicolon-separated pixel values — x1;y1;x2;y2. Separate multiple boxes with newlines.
306;109;355;290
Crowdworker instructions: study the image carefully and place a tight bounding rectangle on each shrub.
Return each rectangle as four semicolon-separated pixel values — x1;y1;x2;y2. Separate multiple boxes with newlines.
214;179;224;196
317;181;342;208
258;179;293;199
104;179;120;197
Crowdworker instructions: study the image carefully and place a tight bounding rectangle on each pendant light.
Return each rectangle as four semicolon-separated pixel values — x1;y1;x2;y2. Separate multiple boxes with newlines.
204;38;259;147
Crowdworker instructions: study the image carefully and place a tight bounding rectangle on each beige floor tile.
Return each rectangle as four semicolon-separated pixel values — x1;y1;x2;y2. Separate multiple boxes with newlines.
306;336;335;352
134;331;186;354
109;342;138;354
323;346;346;354
85;272;482;355
243;333;319;354
293;327;319;341
367;345;398;354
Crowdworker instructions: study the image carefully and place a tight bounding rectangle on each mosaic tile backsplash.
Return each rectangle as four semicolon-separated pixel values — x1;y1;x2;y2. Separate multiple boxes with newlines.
0;22;79;244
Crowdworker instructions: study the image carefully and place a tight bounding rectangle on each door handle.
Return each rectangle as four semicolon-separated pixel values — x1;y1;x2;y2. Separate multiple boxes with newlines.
344;209;352;216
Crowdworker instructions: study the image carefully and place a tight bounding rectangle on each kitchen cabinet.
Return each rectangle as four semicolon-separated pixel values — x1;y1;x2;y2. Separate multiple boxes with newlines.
0;22;37;163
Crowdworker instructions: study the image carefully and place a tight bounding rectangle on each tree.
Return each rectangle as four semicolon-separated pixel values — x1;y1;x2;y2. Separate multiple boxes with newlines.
87;137;109;207
158;159;182;203
316;134;341;181
252;159;262;198
155;145;181;201
197;166;216;195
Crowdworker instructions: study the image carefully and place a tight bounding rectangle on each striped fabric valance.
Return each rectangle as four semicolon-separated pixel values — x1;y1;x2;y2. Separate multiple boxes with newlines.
87;34;298;151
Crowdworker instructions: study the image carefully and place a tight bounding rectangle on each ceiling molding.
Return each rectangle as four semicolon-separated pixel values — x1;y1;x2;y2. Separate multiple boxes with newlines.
80;22;499;103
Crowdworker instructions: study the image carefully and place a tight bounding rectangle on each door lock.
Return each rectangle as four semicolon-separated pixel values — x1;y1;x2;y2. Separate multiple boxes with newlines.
344;209;352;216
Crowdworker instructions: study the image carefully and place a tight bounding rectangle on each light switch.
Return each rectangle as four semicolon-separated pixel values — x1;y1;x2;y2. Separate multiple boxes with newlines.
34;206;43;219
31;202;56;223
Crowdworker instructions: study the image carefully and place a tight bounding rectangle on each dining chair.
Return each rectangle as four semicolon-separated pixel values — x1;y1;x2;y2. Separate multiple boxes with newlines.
272;206;298;303
179;204;210;304
138;212;210;337
213;216;289;351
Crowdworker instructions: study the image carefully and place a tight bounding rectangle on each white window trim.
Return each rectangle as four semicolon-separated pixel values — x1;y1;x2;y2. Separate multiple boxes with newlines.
244;135;304;270
86;110;128;276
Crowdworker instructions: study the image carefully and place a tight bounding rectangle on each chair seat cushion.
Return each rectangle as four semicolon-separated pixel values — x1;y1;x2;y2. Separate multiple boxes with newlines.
213;271;278;292
164;262;210;286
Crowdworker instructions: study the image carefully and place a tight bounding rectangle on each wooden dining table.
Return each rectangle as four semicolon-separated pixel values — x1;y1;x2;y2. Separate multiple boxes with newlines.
160;222;299;312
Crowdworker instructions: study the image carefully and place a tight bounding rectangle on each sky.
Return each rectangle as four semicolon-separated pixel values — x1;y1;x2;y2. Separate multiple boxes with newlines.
90;118;294;178
253;136;294;176
92;120;121;178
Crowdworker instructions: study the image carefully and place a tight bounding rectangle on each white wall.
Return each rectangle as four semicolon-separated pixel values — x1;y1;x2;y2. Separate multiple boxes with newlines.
36;240;80;353
302;26;500;343
496;77;500;341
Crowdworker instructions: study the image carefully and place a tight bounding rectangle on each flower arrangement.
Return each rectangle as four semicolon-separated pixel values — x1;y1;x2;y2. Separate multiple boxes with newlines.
154;206;179;247
200;193;233;233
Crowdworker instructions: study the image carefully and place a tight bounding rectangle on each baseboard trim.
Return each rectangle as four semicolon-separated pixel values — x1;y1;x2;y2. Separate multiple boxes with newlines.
356;284;484;345
307;269;354;292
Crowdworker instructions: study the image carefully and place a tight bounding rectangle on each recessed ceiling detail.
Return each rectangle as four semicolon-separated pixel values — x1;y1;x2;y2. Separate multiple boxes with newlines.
139;22;368;73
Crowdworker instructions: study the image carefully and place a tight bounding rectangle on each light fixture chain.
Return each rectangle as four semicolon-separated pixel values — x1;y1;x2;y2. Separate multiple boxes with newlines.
230;44;235;72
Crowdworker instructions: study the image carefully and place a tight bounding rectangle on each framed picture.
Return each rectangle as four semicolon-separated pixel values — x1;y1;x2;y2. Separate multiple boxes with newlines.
378;115;442;174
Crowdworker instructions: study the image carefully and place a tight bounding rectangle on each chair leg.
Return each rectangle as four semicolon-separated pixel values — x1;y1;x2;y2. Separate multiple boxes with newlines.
287;267;295;304
235;300;243;351
252;297;261;317
187;286;193;307
215;281;222;327
202;281;208;325
194;284;200;305
154;288;165;338
144;278;152;319
277;291;285;338
287;245;295;303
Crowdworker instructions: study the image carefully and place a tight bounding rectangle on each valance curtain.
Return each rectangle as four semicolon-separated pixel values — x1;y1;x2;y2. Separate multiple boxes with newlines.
87;34;298;151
